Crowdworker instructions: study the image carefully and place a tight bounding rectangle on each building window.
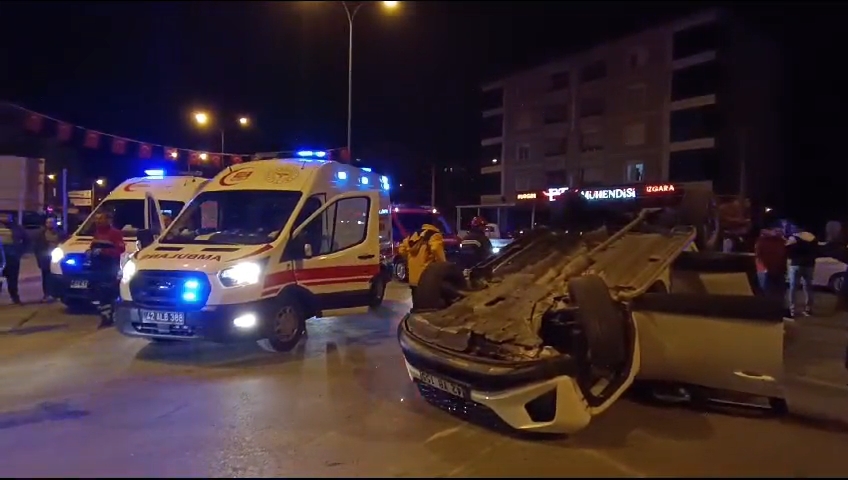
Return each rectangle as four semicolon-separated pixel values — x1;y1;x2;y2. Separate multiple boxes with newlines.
481;87;504;110
549;71;570;91
544;137;568;157
545;169;568;187
543;104;569;124
481;114;503;139
626;162;645;182
515;174;531;192
579;97;606;118
668;147;719;183
670;104;720;143
479;172;502;196
579;132;603;153
515;109;534;131
569;168;585;186
673;21;720;60
580;60;607;83
671;61;720;101
626;84;647;112
627;46;649;70
623;122;646;146
516;143;531;162
480;143;502;168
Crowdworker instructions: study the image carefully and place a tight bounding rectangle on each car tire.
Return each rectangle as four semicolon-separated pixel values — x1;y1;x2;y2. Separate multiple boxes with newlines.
369;276;387;308
828;273;845;293
413;261;467;311
567;274;628;371
394;259;409;283
257;295;306;353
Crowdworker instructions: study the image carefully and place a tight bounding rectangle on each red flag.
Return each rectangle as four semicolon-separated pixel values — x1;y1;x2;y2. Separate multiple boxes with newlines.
83;130;101;149
229;156;243;165
111;137;127;155
209;154;222;167
165;148;179;161
56;123;73;141
24;113;43;133
188;151;201;166
138;143;152;159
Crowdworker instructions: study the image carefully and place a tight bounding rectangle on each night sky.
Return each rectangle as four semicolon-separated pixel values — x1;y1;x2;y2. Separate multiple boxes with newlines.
0;2;845;225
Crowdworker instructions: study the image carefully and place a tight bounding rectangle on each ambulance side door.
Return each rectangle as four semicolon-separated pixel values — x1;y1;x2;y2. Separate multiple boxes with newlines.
288;190;380;316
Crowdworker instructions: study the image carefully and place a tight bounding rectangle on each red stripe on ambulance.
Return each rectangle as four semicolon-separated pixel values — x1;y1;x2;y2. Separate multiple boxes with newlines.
262;264;379;289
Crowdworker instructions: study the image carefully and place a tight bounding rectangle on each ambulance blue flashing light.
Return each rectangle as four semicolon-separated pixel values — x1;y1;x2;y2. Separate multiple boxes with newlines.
336;171;348;181
144;169;165;178
361;167;372;172
360;176;370;185
296;150;327;158
380;175;390;191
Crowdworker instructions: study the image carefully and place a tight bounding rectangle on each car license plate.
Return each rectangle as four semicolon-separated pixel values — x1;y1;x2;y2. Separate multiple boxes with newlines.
140;310;185;325
69;279;88;289
419;371;468;398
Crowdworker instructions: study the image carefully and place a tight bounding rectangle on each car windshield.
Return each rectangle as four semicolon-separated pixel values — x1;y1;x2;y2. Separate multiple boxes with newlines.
77;199;145;238
397;212;453;236
161;190;302;245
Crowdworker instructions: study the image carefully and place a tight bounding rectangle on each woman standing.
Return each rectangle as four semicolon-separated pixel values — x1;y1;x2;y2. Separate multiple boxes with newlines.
34;217;66;302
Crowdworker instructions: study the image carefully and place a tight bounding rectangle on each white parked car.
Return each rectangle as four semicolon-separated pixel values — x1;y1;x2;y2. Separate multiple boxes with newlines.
813;254;846;292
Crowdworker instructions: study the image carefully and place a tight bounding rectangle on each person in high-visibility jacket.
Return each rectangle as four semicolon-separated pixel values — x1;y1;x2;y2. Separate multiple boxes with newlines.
398;223;446;301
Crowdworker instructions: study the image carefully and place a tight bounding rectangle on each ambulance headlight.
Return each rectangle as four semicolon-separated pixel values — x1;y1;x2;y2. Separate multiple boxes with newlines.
51;247;64;264
121;259;137;284
219;262;262;287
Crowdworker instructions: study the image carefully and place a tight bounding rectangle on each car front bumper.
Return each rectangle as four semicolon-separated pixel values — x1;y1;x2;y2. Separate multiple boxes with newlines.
398;315;591;434
114;298;276;343
52;273;114;303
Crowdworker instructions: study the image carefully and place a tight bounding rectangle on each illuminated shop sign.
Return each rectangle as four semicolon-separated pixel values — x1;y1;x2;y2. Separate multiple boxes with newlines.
516;183;679;203
580;187;636;201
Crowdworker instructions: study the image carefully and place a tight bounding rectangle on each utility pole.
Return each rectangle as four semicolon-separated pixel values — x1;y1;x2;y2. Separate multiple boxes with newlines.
430;164;436;207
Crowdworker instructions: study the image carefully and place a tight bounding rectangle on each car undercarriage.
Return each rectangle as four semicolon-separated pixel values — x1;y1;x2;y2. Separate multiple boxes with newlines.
398;190;813;435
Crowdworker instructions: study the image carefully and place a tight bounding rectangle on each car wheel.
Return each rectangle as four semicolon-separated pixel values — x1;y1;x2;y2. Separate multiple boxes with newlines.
369;276;387;308
828;273;845;293
258;296;306;353
413;261;467;311
567;274;628;371
394;260;409;283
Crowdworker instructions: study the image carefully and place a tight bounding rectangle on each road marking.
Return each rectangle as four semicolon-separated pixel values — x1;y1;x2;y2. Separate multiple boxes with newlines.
577;448;648;477
425;425;463;444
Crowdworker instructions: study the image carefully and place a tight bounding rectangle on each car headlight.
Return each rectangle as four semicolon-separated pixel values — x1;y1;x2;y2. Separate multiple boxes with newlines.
492;247;501;254
121;259;137;284
51;247;64;264
218;262;262;287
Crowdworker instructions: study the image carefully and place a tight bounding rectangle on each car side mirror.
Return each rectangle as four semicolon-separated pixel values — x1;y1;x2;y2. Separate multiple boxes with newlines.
137;229;155;249
304;243;313;259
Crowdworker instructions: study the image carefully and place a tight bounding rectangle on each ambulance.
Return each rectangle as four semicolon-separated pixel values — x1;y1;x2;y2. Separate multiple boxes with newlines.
50;171;209;308
114;151;393;353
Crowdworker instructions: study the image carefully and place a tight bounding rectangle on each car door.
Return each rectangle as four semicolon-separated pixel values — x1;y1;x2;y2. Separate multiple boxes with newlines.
289;190;380;316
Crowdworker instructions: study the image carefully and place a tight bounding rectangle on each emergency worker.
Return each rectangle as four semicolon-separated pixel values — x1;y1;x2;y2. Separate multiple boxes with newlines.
398;223;446;303
461;216;493;267
785;221;818;318
88;211;126;327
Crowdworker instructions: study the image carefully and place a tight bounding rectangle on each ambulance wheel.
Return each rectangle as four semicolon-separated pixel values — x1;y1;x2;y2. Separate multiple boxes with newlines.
258;296;306;353
369;276;386;308
394;259;409;283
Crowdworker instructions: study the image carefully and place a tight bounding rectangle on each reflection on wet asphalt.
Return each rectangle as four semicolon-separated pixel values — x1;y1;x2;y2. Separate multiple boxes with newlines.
0;283;846;477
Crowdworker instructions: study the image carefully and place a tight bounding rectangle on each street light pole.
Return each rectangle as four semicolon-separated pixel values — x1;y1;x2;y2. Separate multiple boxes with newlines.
220;129;225;154
342;2;364;156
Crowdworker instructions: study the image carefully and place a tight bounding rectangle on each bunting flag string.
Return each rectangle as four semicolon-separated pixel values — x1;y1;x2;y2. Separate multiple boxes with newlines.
2;101;351;168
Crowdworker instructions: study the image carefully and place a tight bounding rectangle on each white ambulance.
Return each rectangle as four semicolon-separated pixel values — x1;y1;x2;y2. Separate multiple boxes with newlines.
114;152;393;352
50;171;209;308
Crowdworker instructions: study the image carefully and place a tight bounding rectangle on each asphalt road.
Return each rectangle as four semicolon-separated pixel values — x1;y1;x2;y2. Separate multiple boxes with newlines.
0;283;847;477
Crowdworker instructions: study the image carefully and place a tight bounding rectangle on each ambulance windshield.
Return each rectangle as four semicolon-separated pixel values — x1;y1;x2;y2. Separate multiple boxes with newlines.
161;190;302;245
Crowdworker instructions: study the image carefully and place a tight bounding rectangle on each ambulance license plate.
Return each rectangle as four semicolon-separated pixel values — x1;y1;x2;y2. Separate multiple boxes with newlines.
419;371;469;398
140;310;185;325
69;279;88;289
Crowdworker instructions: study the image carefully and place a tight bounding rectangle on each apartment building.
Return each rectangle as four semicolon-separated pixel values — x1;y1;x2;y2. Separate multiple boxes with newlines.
478;9;783;206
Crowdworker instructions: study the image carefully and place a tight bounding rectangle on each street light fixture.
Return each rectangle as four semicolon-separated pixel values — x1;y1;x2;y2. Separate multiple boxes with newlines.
339;1;399;155
47;174;56;181
192;111;251;153
95;178;105;187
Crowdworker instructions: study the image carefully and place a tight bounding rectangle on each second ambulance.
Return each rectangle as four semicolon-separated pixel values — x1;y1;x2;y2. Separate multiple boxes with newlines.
115;152;392;352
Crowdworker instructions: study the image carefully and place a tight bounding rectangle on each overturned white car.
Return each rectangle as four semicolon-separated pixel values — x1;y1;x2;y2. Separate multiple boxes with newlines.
398;189;833;435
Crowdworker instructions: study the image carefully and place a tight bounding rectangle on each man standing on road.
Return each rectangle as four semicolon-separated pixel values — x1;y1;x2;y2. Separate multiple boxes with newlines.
755;225;787;299
33;217;66;302
398;223;446;308
88;211;125;327
785;222;818;318
0;219;29;305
